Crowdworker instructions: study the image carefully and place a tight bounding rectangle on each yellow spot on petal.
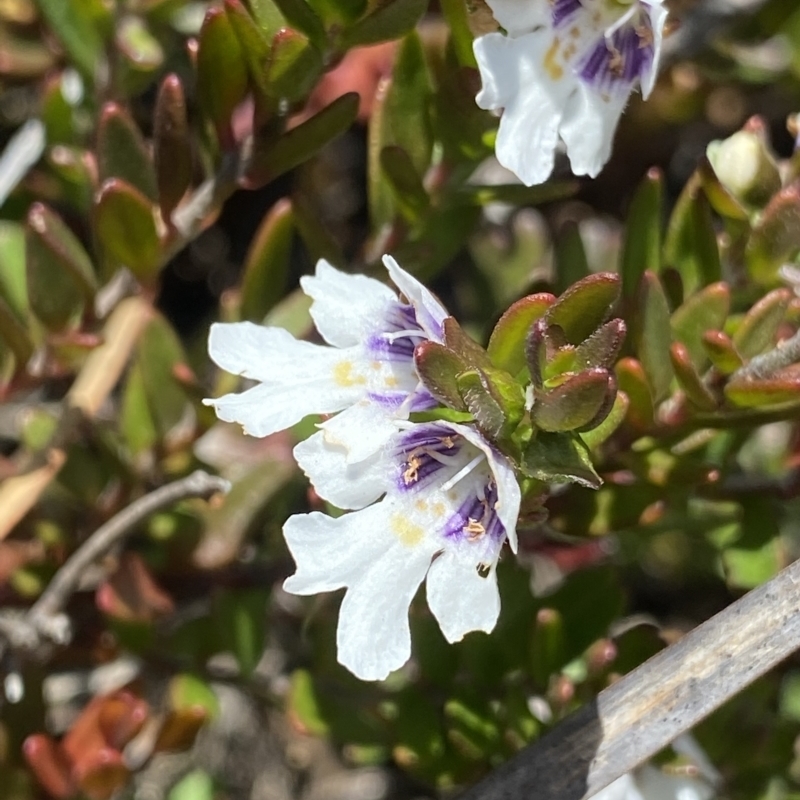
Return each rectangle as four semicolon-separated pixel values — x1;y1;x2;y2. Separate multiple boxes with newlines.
544;37;563;80
391;513;425;547
432;501;446;518
371;361;381;370
415;499;428;512
333;360;366;387
385;375;399;388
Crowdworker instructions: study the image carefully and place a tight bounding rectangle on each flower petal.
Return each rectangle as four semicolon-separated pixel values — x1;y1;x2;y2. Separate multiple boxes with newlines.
559;85;629;179
282;504;390;595
474;31;570;187
205;326;364;437
483;0;550;37
337;538;435;680
587;774;643;800
293;430;388;510
635;766;714;800
641;2;668;99
318;400;403;464
300;259;399;348
446;422;521;552
383;255;447;340
426;551;501;642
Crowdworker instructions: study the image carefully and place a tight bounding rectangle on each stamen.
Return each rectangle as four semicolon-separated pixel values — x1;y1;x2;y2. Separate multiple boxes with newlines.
464;518;486;540
441;453;485;492
604;3;637;39
382;329;428;343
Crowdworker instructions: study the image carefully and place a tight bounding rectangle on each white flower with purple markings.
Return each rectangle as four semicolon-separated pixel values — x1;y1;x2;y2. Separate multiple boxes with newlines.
203;255;447;462
473;0;668;186
283;420;521;681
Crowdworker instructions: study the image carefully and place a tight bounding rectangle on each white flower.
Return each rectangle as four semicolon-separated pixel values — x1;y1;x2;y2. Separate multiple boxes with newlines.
203;255;447;462
473;0;668;186
283;420;521;681
590;767;714;800
589;734;719;800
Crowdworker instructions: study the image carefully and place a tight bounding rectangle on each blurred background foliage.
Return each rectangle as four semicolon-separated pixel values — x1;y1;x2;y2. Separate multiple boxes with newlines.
4;0;800;798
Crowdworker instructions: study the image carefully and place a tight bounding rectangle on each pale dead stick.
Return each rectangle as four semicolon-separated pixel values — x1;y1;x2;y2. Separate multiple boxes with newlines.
462;557;800;800
0;296;152;540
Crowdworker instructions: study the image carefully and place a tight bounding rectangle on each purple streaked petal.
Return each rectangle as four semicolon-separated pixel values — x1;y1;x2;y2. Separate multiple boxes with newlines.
366;332;416;361
551;0;583;27
442;482;505;544
394;425;464;493
578;23;654;91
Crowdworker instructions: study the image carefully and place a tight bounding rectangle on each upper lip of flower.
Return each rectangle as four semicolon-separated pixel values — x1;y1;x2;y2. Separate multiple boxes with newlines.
284;418;521;680
202;255;448;460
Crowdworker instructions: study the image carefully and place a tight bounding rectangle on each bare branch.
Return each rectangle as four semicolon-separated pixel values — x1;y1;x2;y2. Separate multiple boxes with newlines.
0;471;230;659
460;555;800;800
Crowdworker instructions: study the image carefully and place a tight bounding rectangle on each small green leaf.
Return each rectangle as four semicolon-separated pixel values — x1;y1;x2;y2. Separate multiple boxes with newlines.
615;357;654;430
154;74;192;221
746;185;800;284
725;372;800;408
0;222;28;319
580;390;629;449
414;340;468;410
546;272;620;345
732;288;792;359
554;220;589;295
670;282;730;368
266;28;323;101
214;589;268;677
340;0;428;47
240;198;294;321
669;342;717;411
169;674;219;718
308;0;366;25
456;181;578;207
530;608;565;689
702;330;743;375
271;0;325;46
440;0;476;66
698;156;749;221
368;30;432;227
120;360;158;454
571;319;627;372
533;368;614;432
225;0;272;99
664;177;721;294
457;369;509;441
633;271;673;403
94;179;161;283
35;0;104;79
521;432;602;489
0;295;33;367
137;313;190;438
380;145;429;221
115;15;164;91
97;102;158;202
197;7;249;148
244;93;359;188
245;0;286;37
621;167;663;300
26;203;93;330
288;670;330;737
443;317;492;370
487;292;555;376
169;771;214;800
